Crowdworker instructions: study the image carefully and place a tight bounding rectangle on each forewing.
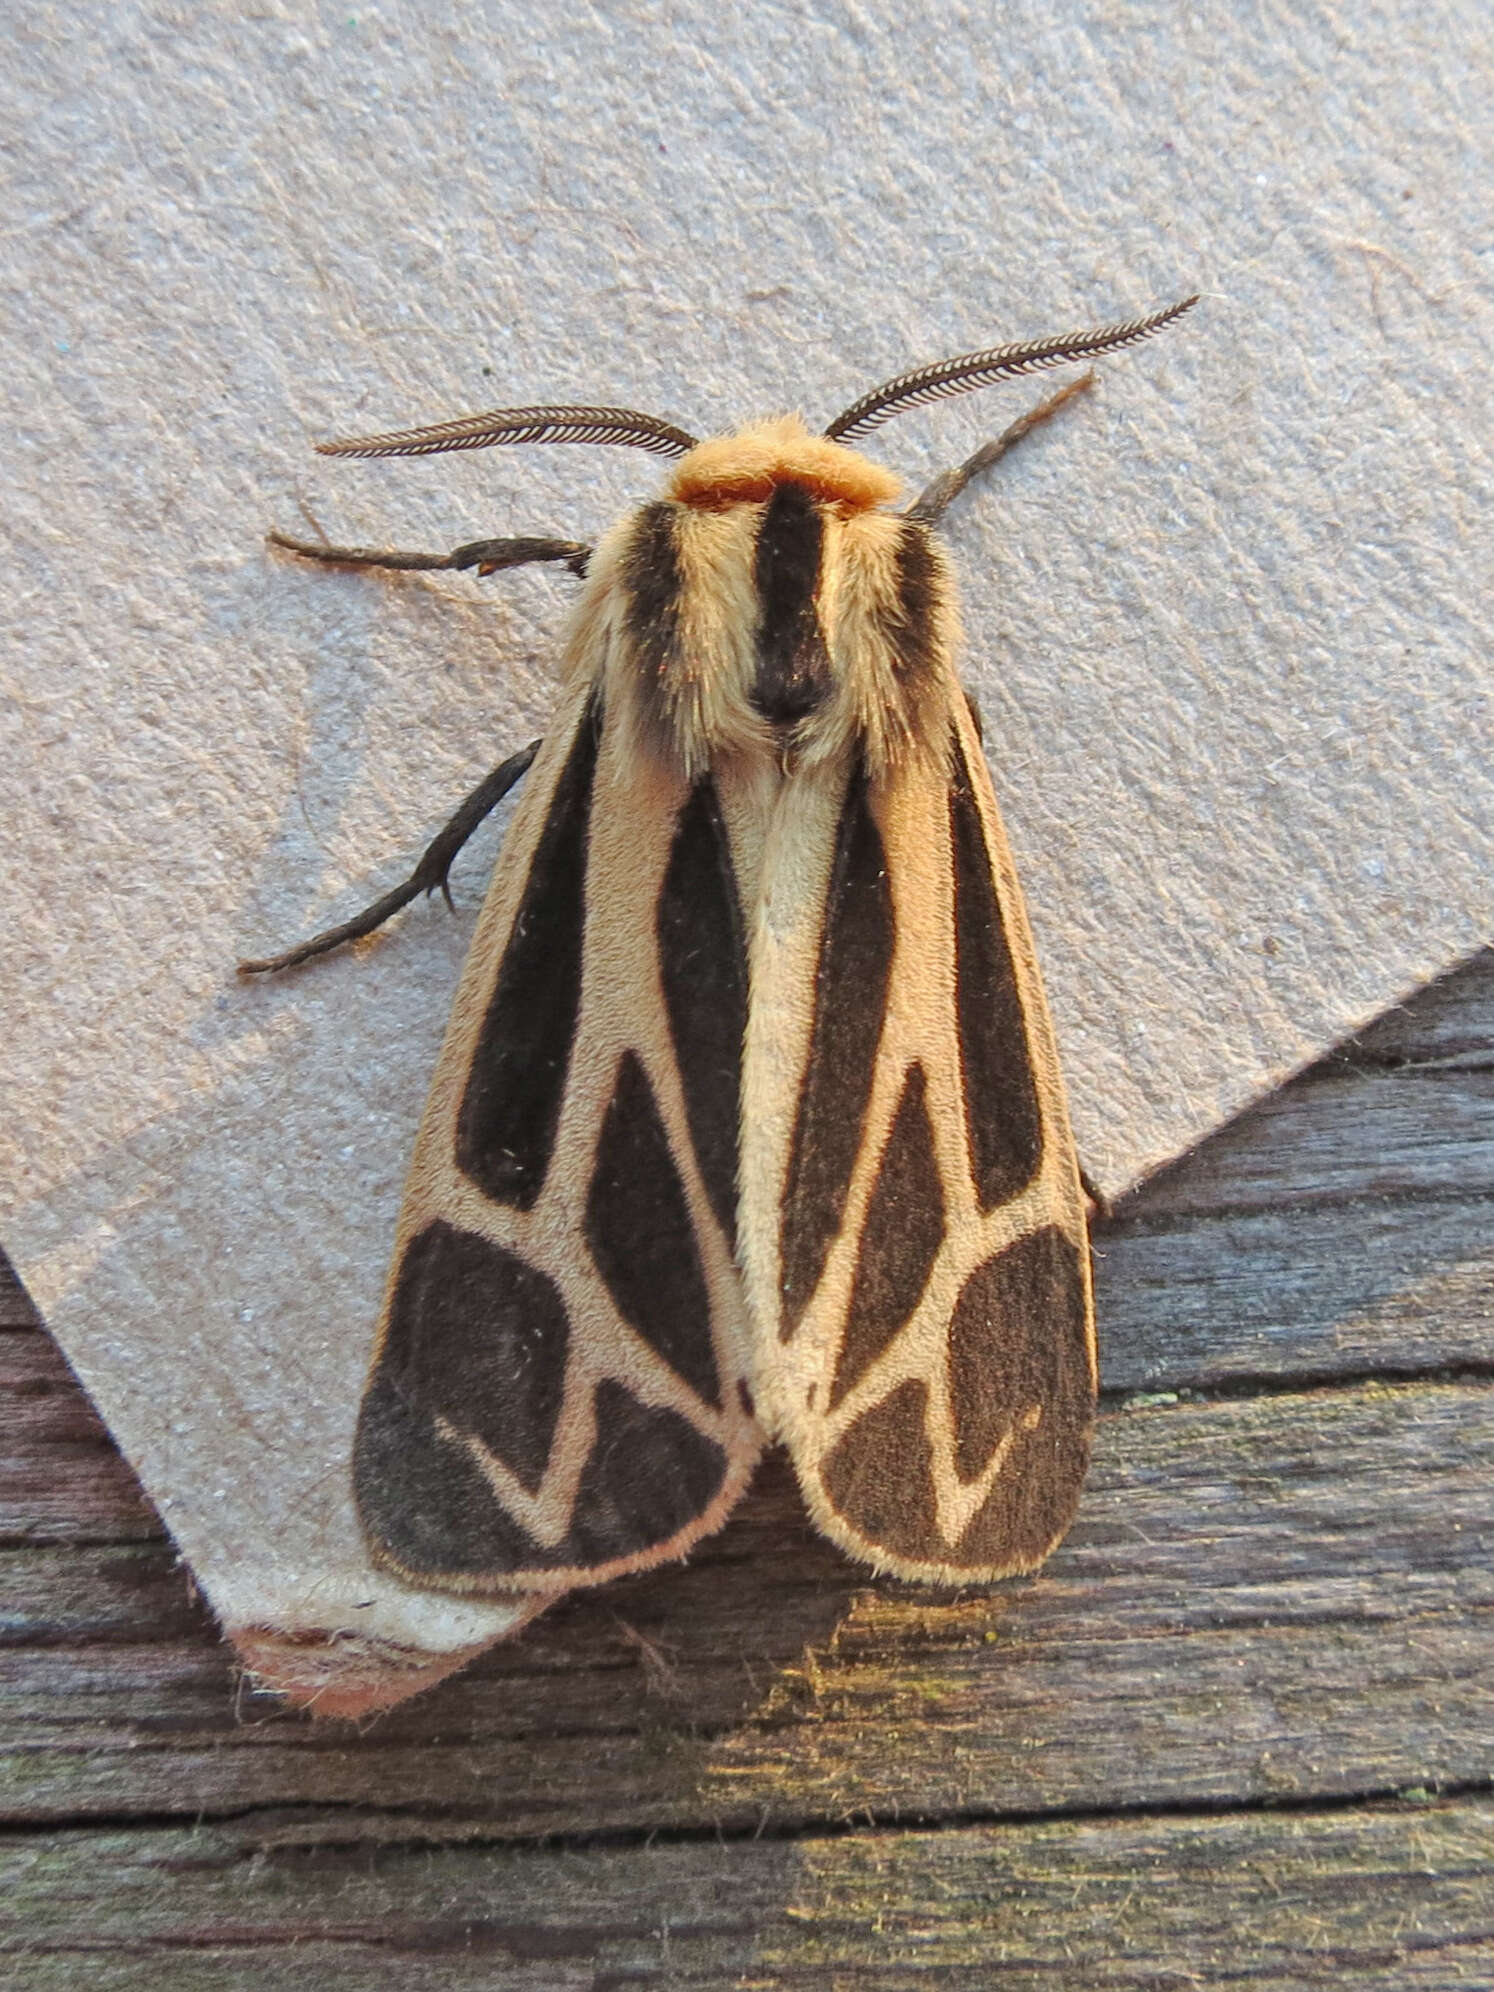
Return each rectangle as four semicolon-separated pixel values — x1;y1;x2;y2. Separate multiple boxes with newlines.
742;692;1095;1582
355;674;762;1593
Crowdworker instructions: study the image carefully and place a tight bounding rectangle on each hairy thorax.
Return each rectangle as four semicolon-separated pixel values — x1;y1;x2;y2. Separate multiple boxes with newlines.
566;417;962;781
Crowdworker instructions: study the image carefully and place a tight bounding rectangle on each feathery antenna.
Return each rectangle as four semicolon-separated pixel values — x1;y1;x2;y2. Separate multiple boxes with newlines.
823;296;1198;443
317;403;700;461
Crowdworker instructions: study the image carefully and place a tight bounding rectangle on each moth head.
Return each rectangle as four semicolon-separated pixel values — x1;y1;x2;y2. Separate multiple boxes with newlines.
664;417;901;513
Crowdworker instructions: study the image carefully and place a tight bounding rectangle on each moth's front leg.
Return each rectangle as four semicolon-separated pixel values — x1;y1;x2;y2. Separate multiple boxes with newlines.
267;531;592;577
906;372;1096;524
239;741;541;974
243;519;599;974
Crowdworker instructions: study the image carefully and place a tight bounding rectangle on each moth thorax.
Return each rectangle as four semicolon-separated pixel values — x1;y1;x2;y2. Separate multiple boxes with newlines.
599;425;957;781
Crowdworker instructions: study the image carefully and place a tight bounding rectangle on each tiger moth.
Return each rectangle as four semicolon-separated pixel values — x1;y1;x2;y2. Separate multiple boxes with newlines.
248;296;1196;1613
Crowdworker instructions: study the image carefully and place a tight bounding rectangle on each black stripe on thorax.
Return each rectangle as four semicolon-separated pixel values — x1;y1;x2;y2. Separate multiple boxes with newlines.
622;502;684;678
885;521;942;689
752;482;833;725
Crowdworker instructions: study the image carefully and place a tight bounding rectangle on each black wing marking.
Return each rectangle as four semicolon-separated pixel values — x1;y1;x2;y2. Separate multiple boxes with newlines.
750;695;1095;1581
356;680;762;1593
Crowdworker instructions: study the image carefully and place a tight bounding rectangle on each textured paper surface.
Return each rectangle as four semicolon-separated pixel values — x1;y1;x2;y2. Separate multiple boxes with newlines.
3;0;1490;1700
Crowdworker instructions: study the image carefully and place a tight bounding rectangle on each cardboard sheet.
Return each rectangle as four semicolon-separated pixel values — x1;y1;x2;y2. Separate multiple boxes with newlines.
3;0;1489;1708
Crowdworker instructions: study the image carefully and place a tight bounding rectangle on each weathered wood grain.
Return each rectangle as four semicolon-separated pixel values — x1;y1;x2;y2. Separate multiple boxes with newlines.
2;1379;1489;1832
1102;946;1494;1387
0;1315;160;1545
2;1795;1490;1989
1123;947;1494;1216
1098;1188;1494;1391
1119;1057;1494;1217
0;1266;36;1332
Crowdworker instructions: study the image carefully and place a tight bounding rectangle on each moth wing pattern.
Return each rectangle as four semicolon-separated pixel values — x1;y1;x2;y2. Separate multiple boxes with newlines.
742;687;1096;1584
354;666;763;1594
265;297;1195;1639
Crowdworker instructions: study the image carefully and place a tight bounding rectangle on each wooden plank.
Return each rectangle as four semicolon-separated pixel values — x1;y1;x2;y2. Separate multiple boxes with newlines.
0;1544;204;1647
0;1308;160;1546
1115;947;1494;1219
0;1256;38;1332
2;1794;1490;1989
1099;943;1494;1385
1098;1189;1494;1391
0;926;1486;1978
2;1379;1489;1833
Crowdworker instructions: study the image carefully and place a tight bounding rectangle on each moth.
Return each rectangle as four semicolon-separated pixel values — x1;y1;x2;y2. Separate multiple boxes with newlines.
249;297;1195;1612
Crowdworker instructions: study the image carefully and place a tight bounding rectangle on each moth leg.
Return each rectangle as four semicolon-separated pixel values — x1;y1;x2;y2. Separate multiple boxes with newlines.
268;531;592;579
239;740;540;974
906;371;1097;524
